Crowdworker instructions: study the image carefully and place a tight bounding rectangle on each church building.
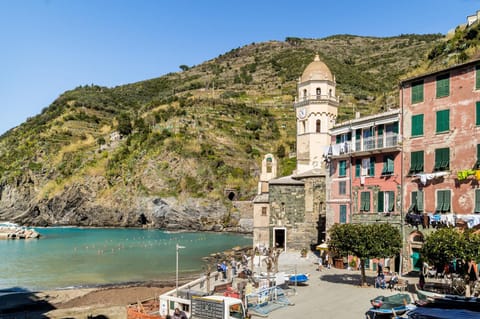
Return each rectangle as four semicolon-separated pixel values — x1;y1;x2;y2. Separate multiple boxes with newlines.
253;55;338;251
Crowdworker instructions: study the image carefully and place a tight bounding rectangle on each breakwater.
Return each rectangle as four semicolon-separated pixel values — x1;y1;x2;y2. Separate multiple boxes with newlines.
0;223;40;239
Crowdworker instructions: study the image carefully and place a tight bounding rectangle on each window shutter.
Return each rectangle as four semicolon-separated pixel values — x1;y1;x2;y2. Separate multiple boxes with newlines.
436;190;445;211
476;144;480;169
477;101;480;126
388;191;395;211
417;191;424;212
336;135;341;144
378;191;384;213
339;160;346;176
412;114;424;136
444;190;451;211
436;110;450;133
412;80;424;104
371;157;376;174
475;190;480;213
355;159;361;177
477;65;480;90
377;125;384;136
340;205;347;223
365;192;370;211
436;74;450;98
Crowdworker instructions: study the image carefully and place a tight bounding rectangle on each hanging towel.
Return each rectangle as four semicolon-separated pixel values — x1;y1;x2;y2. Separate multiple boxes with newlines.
476;170;480;180
360;175;366;185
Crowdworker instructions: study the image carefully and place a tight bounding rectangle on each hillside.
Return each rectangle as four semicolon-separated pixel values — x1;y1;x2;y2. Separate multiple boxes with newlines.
0;33;449;229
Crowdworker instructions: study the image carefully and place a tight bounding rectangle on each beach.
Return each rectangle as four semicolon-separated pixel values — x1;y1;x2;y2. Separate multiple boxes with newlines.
0;252;417;318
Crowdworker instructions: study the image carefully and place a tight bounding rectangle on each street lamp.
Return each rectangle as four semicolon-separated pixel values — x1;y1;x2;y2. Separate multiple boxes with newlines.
176;243;185;296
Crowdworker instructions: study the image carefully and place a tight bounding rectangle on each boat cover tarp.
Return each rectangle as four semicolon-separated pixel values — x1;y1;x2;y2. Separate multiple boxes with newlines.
407;307;480;319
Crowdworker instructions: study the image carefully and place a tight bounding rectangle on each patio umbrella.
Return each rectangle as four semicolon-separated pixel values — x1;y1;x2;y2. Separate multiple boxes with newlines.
316;243;328;250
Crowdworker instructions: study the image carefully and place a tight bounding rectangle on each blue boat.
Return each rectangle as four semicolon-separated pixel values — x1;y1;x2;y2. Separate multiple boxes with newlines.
288;274;309;284
365;293;415;319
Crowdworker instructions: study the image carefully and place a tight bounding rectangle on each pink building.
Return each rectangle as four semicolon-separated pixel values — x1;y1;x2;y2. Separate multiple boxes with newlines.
401;58;480;272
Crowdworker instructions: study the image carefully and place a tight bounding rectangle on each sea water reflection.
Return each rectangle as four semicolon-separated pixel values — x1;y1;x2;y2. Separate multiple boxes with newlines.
0;227;251;290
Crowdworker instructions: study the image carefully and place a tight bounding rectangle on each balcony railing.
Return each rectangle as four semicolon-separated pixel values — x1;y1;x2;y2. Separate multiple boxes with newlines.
294;94;339;107
331;133;400;156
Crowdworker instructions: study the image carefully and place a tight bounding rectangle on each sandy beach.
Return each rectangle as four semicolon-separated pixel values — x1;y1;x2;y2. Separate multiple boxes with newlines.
0;252;417;318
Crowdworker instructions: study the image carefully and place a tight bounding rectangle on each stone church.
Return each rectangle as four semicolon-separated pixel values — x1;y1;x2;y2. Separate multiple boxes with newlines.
253;55;338;251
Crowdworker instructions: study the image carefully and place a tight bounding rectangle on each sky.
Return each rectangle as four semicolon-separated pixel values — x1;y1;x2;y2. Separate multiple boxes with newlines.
0;0;479;135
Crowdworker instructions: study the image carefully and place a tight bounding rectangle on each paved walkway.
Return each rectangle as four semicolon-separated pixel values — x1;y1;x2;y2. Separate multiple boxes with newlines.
253;252;416;319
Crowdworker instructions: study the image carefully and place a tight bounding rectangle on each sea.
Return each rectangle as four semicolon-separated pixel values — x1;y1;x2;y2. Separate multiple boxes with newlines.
0;227;252;291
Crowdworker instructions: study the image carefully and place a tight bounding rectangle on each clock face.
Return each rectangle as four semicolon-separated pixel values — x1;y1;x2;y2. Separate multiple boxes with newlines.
298;108;306;119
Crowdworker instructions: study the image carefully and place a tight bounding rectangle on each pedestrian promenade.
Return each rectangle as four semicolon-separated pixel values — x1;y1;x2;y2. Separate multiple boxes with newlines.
259;252;416;319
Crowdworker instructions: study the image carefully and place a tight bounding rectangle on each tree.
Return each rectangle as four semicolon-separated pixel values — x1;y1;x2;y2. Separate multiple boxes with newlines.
422;228;480;271
117;113;132;137
328;223;402;286
179;64;190;71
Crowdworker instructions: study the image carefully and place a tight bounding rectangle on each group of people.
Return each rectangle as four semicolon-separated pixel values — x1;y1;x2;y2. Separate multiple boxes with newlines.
374;264;399;290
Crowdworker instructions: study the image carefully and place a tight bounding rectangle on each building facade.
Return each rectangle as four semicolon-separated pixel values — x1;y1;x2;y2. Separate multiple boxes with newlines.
327;110;403;271
401;58;480;272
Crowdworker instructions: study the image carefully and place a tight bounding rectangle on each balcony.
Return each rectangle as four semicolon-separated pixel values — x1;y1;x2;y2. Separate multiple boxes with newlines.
331;133;401;157
294;94;339;107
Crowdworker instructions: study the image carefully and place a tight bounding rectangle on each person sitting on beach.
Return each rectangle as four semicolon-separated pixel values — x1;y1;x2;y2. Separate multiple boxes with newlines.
173;308;187;319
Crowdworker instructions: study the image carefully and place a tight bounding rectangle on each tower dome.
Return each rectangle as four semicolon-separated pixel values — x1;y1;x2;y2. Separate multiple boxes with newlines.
301;54;333;82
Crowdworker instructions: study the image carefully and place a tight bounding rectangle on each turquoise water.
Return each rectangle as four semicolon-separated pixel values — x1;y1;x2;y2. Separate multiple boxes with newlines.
0;227;251;291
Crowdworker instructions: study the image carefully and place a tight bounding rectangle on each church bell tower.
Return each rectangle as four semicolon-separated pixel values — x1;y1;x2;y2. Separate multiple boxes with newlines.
295;54;338;174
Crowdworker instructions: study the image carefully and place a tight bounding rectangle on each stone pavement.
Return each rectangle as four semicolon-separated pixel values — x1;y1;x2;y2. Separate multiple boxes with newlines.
254;252;417;319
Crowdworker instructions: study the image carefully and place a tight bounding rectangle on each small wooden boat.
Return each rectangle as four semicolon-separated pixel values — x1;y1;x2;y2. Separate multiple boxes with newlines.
288;273;309;284
365;293;415;319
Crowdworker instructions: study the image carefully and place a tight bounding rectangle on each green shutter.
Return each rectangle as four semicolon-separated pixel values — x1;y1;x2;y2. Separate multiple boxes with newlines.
355;159;361;177
476;101;480;126
336;135;341;144
365;192;370;211
444;190;451;211
436;190;444;211
409;192;418;212
392;122;399;134
339;160;346;176
436;109;450;133
412;80;424;104
475;190;480;213
436;74;450;98
369;157;375;176
434;148;449;171
378;191;384;213
388;191;395;212
417;191;424;212
340;205;347;223
476;144;480;169
476;65;480;90
410;151;424;173
412;114;424;136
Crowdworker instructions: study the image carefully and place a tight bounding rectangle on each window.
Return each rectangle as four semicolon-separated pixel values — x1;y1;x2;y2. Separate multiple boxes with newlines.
408;191;424;213
377;125;384;148
355;159;361;177
476;144;480;169
360;191;370;212
382;155;394;175
339;160;347;177
316;119;321;133
316;87;321;97
436;109;450;133
303;89;307;100
476;101;480;126
339;181;346;195
436;190;451;213
411;80;424;104
410;151;424;174
475;189;480;213
340;205;347;223
361;157;375;176
434;148;450;171
377;191;395;213
266;157;272;173
261;207;267;216
411;114;424;136
476;65;480;90
436;73;450;98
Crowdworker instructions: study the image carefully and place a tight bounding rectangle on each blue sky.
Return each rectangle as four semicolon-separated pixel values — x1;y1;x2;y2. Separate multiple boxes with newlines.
0;0;478;134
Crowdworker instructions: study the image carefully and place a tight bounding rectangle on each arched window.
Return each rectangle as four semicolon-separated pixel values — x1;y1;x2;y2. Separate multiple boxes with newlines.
329;89;332;97
303;89;307;100
316;88;321;99
316;119;321;133
266;157;272;173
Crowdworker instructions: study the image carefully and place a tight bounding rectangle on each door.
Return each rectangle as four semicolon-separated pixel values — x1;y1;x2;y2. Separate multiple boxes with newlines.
411;249;422;272
273;228;286;250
